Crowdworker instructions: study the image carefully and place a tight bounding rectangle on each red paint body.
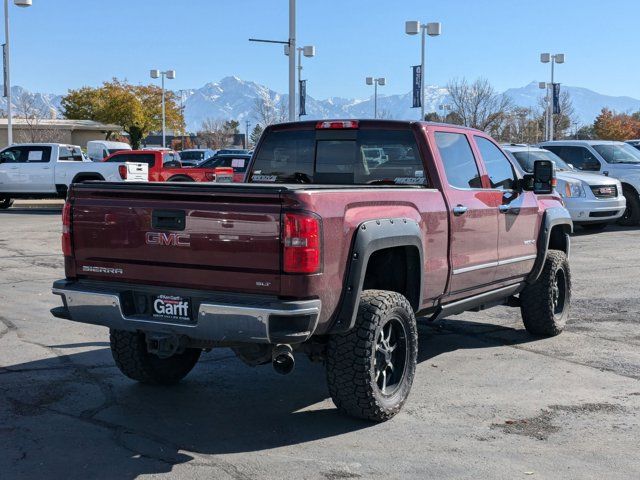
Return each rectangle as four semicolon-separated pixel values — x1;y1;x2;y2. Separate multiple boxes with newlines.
103;150;221;183
67;121;564;334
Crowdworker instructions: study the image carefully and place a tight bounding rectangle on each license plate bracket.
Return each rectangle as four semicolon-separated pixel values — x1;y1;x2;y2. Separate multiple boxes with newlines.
151;294;192;323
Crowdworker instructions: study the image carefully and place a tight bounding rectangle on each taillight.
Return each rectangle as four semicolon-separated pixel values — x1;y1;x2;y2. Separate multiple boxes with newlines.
118;164;127;180
61;201;72;256
315;120;359;129
283;212;321;274
205;172;216;181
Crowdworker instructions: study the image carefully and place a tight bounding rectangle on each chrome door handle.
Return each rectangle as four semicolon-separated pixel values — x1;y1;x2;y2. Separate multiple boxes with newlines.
499;204;520;214
453;205;468;216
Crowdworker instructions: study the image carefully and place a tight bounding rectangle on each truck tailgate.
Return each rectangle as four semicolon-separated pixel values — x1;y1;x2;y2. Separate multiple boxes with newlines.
69;183;283;294
124;162;149;182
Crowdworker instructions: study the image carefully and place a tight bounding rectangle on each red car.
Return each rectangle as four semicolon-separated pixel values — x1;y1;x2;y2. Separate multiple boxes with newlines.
53;120;572;422
103;150;232;182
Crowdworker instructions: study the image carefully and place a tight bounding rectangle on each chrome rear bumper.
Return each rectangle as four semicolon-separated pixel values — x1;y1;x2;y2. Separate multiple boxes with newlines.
51;280;321;344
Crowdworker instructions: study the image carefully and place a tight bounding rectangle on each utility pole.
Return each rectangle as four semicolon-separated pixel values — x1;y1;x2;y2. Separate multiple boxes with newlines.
245;120;250;148
288;0;295;121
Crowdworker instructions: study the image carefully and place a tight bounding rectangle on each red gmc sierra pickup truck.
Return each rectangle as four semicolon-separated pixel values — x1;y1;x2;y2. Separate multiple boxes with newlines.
52;120;573;421
103;150;232;182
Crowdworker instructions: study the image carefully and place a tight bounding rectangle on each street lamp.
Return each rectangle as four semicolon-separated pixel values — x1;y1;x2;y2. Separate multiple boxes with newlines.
296;44;314;119
366;76;385;119
540;52;565;141
150;69;175;148
405;20;441;120
248;0;297;121
4;0;33;146
438;104;451;122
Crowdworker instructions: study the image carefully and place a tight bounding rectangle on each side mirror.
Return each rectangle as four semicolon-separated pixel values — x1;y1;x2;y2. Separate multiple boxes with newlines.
532;159;555;194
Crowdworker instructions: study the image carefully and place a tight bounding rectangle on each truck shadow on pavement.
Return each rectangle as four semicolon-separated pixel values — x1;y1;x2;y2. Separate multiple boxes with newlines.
1;317;537;479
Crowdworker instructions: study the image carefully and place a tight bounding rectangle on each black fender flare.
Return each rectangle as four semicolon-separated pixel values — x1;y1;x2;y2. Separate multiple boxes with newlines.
328;218;424;334
527;207;573;284
167;175;195;182
71;173;105;184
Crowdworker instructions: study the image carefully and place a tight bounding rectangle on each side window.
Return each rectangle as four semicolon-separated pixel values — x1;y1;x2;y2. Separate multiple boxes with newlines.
434;132;482;189
24;146;52;163
474;136;517;190
58;147;73;161
0;147;25;163
560;147;600;171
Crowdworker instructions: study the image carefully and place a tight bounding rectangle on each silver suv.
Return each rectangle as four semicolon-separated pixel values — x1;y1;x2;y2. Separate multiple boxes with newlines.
503;145;625;231
538;140;640;226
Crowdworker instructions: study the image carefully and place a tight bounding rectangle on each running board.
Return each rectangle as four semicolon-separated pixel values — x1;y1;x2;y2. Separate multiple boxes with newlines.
428;283;524;322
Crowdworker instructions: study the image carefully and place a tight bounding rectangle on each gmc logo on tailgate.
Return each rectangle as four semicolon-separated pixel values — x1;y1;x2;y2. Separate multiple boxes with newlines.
145;232;191;247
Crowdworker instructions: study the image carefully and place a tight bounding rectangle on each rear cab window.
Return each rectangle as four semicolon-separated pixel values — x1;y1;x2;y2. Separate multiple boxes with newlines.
250;126;427;186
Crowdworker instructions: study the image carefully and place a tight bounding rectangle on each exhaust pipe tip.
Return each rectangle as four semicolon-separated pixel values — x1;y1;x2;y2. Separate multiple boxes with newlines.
272;344;295;375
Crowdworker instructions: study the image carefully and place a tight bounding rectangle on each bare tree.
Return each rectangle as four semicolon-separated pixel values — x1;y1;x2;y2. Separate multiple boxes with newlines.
14;92;59;142
196;118;234;148
252;92;287;127
446;77;513;132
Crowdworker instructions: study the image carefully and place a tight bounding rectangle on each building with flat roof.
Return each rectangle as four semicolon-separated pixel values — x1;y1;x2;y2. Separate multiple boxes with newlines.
0;119;123;148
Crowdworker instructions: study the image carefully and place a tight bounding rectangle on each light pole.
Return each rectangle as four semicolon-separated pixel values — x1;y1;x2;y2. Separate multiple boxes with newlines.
4;0;33;146
245;119;250;148
296;45;314;119
150;69;175;148
538;81;548;140
438;104;451;122
248;0;297;122
540;52;565;141
405;20;441;120
366;77;386;119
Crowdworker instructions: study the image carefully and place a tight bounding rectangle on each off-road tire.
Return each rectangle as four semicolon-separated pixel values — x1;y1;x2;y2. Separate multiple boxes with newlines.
520;250;571;336
0;196;13;209
618;186;640;226
326;290;418;422
580;223;608;231
109;329;201;385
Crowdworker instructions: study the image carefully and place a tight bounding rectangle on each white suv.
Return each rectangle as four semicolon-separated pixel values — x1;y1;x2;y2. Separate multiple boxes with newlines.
503;145;625;231
538;140;640;226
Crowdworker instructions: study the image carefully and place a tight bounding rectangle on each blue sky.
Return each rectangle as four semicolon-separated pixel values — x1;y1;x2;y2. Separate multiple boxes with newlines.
7;0;640;99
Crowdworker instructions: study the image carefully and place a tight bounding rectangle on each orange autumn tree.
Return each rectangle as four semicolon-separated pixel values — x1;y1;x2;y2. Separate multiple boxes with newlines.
593;108;639;141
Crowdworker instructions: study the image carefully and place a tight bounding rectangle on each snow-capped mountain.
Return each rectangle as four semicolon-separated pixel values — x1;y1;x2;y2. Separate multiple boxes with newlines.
0;86;63;118
179;77;640;131
4;77;640;131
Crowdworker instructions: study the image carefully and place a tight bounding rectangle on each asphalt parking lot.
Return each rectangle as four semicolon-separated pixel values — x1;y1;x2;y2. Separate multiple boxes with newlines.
1;207;639;480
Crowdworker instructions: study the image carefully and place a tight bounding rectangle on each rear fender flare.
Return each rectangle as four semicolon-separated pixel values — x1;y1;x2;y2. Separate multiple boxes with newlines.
71;173;105;184
527;207;572;284
329;218;423;334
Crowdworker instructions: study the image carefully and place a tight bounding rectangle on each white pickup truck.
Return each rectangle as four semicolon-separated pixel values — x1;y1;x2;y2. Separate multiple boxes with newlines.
0;143;148;208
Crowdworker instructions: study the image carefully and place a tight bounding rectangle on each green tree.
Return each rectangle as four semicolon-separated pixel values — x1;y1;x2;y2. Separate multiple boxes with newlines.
61;79;184;149
250;124;264;145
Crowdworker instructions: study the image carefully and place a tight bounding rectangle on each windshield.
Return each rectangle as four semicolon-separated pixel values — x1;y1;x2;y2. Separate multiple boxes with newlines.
593;144;640;164
511;150;572;173
180;151;205;161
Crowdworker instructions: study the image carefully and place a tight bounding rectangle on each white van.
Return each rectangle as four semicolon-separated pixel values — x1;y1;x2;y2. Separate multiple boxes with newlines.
87;140;132;162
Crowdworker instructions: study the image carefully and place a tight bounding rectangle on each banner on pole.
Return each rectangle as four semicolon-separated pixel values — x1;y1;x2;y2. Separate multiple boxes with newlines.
299;79;306;117
552;83;561;115
412;65;422;108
